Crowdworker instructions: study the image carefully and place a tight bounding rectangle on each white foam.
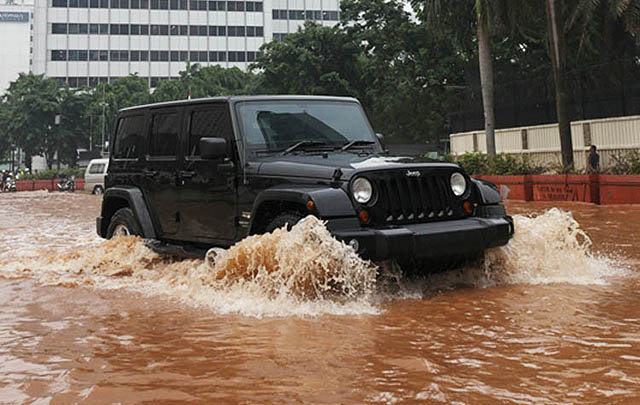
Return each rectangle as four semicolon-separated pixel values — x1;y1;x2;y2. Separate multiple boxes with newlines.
0;209;629;317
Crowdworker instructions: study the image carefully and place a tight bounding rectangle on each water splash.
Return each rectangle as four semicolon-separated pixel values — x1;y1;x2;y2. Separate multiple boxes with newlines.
0;216;379;317
395;208;628;295
484;208;623;285
0;210;628;317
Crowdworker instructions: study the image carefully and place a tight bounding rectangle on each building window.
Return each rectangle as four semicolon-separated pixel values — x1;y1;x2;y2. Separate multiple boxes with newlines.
52;23;67;34
52;50;67;61
273;9;339;21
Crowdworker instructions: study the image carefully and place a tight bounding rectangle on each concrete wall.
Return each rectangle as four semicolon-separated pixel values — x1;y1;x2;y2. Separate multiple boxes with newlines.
450;115;640;171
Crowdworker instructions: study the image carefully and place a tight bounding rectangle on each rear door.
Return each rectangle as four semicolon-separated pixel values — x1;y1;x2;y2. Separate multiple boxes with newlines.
178;102;238;242
141;107;182;237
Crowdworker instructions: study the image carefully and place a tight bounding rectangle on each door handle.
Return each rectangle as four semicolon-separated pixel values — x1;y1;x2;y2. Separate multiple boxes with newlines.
143;169;158;178
179;170;196;179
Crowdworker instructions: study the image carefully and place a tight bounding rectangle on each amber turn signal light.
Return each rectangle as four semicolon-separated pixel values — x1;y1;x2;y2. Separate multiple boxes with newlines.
359;209;370;223
463;201;473;214
306;200;315;211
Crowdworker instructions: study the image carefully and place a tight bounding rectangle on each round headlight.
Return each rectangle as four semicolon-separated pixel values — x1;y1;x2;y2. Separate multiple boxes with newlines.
450;172;467;197
352;177;373;204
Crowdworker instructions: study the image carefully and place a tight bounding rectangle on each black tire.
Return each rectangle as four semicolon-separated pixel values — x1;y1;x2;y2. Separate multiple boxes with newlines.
92;186;104;195
265;212;304;233
106;207;143;238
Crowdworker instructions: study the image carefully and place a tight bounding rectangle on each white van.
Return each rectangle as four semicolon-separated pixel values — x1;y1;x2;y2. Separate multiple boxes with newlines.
84;158;109;194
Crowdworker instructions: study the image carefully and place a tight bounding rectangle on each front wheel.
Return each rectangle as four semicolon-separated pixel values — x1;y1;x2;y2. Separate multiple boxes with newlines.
106;208;142;238
265;212;303;233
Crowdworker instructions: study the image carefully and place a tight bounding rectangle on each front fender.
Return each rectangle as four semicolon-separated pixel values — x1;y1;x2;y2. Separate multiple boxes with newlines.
471;178;502;205
249;185;356;231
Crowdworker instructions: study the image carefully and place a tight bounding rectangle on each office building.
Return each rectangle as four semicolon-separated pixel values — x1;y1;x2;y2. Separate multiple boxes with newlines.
0;0;35;93
33;0;340;87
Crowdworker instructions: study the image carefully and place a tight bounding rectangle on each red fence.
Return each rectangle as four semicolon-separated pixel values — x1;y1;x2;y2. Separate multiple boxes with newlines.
474;174;640;204
14;178;85;192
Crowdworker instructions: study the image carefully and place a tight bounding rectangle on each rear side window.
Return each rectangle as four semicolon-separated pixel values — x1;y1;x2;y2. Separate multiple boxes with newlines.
113;115;146;159
88;163;106;174
188;105;232;157
149;112;179;157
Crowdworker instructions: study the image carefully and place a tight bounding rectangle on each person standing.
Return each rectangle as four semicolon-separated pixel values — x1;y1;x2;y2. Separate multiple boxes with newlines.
587;145;600;173
1;170;8;192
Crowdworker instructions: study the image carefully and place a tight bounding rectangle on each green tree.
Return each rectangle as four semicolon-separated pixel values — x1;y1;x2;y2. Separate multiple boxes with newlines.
0;73;60;169
340;0;464;143
414;0;507;156
251;21;364;96
87;75;150;152
152;64;255;102
542;0;640;169
57;86;93;167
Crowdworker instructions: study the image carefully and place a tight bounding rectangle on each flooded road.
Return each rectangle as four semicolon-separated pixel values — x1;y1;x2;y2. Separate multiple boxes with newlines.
0;192;638;404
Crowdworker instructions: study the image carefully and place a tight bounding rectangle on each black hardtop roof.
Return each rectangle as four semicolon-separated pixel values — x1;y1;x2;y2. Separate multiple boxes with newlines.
118;95;361;114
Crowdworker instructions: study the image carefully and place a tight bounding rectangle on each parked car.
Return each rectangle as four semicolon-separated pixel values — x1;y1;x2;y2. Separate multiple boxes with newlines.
96;96;513;267
84;158;108;194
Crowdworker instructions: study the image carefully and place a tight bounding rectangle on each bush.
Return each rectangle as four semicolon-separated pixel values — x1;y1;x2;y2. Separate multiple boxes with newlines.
453;152;547;175
609;150;640;175
22;167;84;180
454;152;490;175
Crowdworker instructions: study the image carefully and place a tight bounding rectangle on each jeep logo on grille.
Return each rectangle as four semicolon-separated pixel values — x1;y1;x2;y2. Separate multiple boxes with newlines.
405;170;421;177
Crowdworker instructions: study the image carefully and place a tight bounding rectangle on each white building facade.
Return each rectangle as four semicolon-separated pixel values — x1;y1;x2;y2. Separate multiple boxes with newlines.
0;0;35;93
33;0;340;87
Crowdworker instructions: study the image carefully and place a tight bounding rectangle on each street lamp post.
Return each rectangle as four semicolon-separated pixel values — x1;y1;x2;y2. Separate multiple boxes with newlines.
100;85;107;156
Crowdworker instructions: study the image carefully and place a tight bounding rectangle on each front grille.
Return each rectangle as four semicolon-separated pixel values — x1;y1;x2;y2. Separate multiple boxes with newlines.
365;169;466;226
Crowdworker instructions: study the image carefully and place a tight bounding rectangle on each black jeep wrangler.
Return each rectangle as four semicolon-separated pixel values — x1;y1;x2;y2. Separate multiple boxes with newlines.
97;95;513;263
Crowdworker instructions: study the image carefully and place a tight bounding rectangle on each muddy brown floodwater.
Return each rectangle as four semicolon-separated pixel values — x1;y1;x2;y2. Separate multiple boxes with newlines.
0;191;639;404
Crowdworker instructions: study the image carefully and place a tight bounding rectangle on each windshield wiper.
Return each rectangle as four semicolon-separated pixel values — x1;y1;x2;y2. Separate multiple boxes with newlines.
282;141;329;155
341;140;376;151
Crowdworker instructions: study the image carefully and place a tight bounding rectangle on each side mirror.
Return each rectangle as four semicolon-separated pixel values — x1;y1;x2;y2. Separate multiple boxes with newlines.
200;137;227;160
376;133;388;154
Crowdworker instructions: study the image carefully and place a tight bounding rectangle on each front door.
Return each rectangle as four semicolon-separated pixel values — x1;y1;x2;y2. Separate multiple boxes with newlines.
141;108;182;237
178;102;237;243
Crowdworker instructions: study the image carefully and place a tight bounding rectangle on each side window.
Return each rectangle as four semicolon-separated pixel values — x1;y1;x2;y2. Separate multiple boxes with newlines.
149;112;179;157
113;115;145;159
188;105;231;157
89;163;106;174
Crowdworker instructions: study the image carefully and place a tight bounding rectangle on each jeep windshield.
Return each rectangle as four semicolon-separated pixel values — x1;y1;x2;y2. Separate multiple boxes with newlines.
235;100;380;154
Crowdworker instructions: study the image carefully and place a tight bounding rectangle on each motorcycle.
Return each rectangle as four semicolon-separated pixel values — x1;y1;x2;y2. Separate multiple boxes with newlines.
5;177;16;192
57;175;75;192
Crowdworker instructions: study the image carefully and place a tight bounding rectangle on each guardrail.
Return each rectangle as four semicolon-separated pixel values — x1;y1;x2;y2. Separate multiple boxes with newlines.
474;174;640;204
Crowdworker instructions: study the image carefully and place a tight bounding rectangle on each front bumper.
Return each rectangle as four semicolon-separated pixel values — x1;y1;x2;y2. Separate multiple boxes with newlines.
328;213;514;261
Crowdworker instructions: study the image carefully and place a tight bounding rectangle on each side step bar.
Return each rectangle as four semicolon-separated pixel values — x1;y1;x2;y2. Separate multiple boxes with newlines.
144;239;207;260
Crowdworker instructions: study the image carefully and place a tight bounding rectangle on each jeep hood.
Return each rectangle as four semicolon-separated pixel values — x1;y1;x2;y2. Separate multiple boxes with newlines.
249;153;460;181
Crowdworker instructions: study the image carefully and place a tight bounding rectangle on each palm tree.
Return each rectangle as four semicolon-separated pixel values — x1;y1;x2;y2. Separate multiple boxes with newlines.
416;0;505;156
544;0;640;169
546;0;574;169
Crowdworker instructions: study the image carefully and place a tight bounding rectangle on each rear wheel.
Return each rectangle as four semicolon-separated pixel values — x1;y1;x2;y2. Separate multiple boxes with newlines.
265;212;303;233
92;185;104;195
106;208;142;238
